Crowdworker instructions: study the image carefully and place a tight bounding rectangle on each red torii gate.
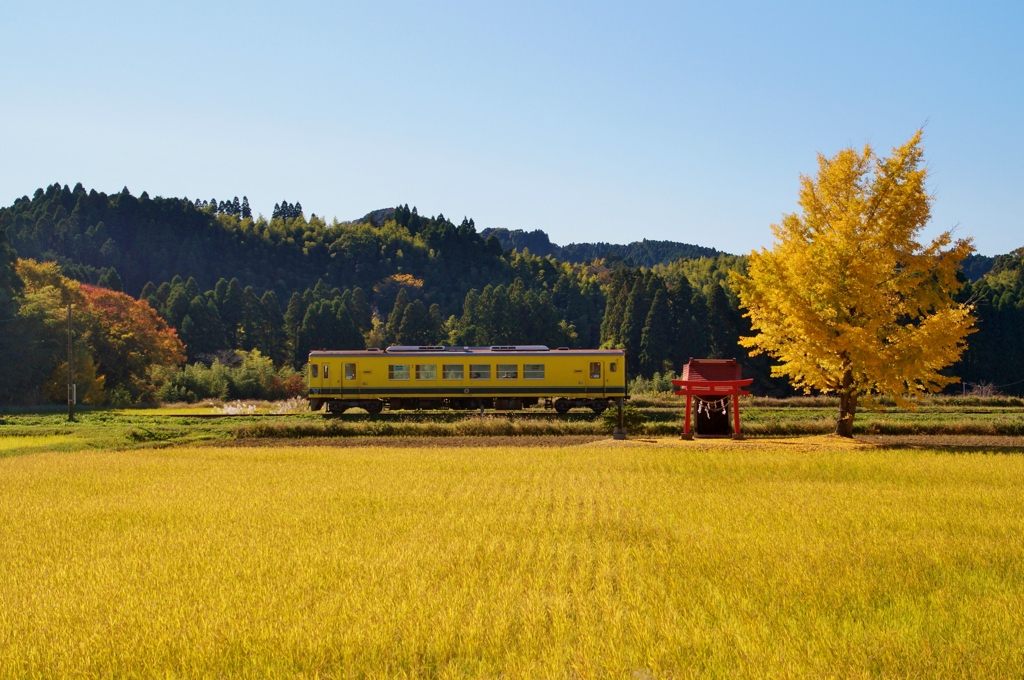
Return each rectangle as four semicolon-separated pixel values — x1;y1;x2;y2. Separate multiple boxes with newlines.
672;358;753;440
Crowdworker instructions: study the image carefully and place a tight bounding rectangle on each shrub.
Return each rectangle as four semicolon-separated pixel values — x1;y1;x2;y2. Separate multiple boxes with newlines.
627;370;678;396
599;404;649;434
155;362;230;403
154;350;304;403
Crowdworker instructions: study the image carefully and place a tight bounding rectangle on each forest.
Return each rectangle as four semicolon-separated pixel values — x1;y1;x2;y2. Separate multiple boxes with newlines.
1;182;1022;405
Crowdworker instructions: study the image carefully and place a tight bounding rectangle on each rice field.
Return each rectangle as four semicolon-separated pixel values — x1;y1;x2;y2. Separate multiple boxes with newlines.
1;436;1023;677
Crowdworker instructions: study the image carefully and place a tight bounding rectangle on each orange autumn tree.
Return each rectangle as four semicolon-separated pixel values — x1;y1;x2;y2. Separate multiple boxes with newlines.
80;284;185;401
732;132;975;437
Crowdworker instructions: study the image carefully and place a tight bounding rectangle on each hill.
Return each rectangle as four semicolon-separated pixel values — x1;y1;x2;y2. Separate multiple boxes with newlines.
0;184;1020;404
479;227;722;267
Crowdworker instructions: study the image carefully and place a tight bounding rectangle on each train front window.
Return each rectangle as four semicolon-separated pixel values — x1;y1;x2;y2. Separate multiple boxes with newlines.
497;364;518;379
388;364;410;380
443;364;464;380
310;364;318;379
589;362;601;379
345;363;356;380
469;364;491;380
415;364;437;380
524;364;545;379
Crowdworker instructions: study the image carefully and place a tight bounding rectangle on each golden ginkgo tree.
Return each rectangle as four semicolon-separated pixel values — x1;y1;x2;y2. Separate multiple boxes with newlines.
732;131;975;437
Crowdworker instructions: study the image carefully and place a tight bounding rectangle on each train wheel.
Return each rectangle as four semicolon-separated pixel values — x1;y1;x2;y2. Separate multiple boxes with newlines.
362;400;384;415
590;400;608;414
554;398;571;414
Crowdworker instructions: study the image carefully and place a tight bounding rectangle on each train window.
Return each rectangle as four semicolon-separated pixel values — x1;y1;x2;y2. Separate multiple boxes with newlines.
610;362;617;373
388;364;410;380
524;364;545;379
590;362;601;379
310;364;318;379
345;363;356;380
323;365;329;379
415;364;437;380
497;364;518;379
469;364;491;380
443;364;464;380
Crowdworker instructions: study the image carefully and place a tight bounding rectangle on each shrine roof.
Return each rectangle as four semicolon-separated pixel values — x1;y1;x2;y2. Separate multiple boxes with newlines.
680;358;744;383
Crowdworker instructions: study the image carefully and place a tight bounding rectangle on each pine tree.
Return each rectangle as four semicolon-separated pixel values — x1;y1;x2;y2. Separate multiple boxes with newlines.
334;301;365;350
156;282;172;306
260;290;288;365
619;278;649;367
385;289;410;344
428;303;444;340
184;276;200;301
219;278;245;346
349;287;372;332
97;268;123;292
164;285;192;329
238;285;264;351
179;296;227;359
241;196;252;219
705;284;737;359
667;275;695;367
213;278;229;307
600;276;630;347
639;288;672;376
396;299;433;345
284;292;306;366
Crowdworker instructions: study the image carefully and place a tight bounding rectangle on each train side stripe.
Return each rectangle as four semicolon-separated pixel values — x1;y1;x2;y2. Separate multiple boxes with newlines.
309;386;627;396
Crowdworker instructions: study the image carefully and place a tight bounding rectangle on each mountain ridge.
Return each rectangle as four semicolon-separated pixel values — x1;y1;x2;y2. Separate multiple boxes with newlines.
478;227;724;268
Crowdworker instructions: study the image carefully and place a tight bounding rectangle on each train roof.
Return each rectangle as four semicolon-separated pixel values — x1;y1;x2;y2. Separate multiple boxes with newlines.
308;345;625;357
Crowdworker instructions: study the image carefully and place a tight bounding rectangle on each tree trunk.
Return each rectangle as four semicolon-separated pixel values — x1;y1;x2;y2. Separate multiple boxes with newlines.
835;369;857;438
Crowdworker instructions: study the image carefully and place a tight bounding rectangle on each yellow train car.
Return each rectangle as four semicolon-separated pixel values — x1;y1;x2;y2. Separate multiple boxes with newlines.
308;345;626;414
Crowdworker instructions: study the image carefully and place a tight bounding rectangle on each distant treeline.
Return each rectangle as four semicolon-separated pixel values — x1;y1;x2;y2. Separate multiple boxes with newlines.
479;228;723;268
0;183;1021;405
957;248;1024;394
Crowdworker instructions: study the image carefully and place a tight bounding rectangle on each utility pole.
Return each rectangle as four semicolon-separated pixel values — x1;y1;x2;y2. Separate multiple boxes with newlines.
67;302;74;422
613;397;626;439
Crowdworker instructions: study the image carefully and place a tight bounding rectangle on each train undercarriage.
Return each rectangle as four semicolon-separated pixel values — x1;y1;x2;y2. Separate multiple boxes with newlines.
309;396;613;415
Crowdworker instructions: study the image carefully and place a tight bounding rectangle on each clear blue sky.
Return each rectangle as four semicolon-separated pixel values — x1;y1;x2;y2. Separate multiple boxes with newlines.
2;1;1021;255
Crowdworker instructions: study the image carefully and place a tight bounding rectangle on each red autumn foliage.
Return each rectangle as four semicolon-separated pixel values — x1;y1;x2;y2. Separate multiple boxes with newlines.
80;285;186;398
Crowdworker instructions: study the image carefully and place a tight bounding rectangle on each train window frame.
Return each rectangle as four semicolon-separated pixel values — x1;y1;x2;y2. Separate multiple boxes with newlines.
589;362;601;379
610;362;617;373
310;364;318;379
415;364;437;380
388;364;410;380
469;364;491;380
496;364;518;379
323;364;329;379
442;364;464;380
523;364;545;379
345;363;356;380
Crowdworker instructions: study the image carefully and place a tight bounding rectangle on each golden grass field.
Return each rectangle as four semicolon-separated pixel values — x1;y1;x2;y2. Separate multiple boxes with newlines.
1;436;1024;677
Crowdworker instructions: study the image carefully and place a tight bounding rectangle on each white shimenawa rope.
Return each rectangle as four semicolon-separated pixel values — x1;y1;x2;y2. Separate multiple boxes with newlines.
696;397;729;416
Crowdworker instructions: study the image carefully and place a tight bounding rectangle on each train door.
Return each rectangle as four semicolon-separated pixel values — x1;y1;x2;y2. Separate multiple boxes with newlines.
342;361;358;398
322;359;341;395
587;359;606;395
